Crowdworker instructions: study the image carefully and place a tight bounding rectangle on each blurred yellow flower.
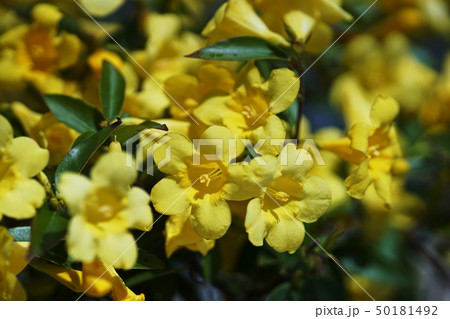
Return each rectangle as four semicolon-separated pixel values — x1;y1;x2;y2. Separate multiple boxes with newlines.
165;208;215;257
80;0;125;18
194;62;300;155
245;144;331;253
0;114;49;220
322;96;406;207
59;152;153;269
0;226;29;301
0;3;82;93
12;102;79;166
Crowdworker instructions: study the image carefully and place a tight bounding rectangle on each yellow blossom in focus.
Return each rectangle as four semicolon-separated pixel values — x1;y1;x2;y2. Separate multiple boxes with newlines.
0;3;82;93
12;102;79;166
0;114;49;220
245;144;331;253
0;227;29;300
151;126;267;240
322;96;406;207
165;208;215;257
59;152;153;269
194;62;300;155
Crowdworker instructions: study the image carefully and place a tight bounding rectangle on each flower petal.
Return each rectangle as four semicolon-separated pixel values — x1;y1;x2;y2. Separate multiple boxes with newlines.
0;115;13;149
58;173;93;215
91;152;136;191
244;198;276;246
152;132;192;175
98;232;137;269
266;213;305;254
268;68;300;114
279;144;313;182
125;187;153;231
7;137;49;178
345;159;373;199
150;177;191;215
297;175;331;223
67;215;96;263
370;96;400;128
0;179;45;219
190;197;231;240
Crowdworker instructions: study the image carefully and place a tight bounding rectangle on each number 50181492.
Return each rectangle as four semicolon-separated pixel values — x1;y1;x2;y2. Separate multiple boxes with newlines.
376;306;438;316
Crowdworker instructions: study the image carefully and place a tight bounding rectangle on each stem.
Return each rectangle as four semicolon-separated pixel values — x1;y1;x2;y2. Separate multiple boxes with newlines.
290;55;306;140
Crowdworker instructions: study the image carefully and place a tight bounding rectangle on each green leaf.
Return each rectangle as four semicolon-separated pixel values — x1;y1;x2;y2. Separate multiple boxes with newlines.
133;250;165;270
115;122;168;144
30;202;70;257
100;61;126;121
44;95;104;133
71;131;96;149
186;36;291;61
55;120;122;186
8;226;31;242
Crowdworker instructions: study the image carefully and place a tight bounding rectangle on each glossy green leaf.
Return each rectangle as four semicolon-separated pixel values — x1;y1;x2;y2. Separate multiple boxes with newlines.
44;95;104;133
8;226;31;242
100;60;126;121
115;122;168;144
186;36;291;61
30;202;70;257
55;120;122;186
133;249;165;270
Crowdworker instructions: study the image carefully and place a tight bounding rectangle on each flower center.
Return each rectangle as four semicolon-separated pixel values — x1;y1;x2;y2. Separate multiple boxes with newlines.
242;105;258;120
267;186;290;202
368;144;381;157
199;167;222;187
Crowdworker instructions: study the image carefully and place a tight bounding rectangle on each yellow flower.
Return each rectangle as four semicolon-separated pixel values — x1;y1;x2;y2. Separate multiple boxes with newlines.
59;152;153;269
0;226;29;301
151;126;265;240
322;96;406;207
31;258;145;300
0;3;82;93
245;144;331;253
165;208;215;257
194;62;300;155
0;114;49;220
12;102;79;166
79;0;125;18
202;0;289;47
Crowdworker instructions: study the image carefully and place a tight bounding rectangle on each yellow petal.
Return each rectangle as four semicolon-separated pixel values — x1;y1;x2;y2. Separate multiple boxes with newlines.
0;115;13;149
150;177;191;215
152;132;193;175
266;213;305;254
7;137;49;178
249;114;286;155
279;144;313;182
245;198;276;246
98;232;137;269
370;96;400;128
190;197;231;240
321;137;366;165
8;242;30;275
0;179;45;219
79;0;125;17
125;187;152;231
91;152;136;191
297;175;331;223
199;125;243;161
193;96;231;126
31;3;63;29
58;173;93;215
267;68;300;114
67;215;96;263
283;10;316;43
57;32;82;69
345;159;373;199
224;155;279;201
82;260;113;297
348;122;372;154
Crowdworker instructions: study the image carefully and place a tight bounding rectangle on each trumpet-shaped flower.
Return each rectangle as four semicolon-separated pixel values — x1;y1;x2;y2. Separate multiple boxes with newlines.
0;115;49;220
322;96;406;206
194;62;300;155
150;126;269;240
59;152;153;269
0;227;29;300
245;144;331;253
